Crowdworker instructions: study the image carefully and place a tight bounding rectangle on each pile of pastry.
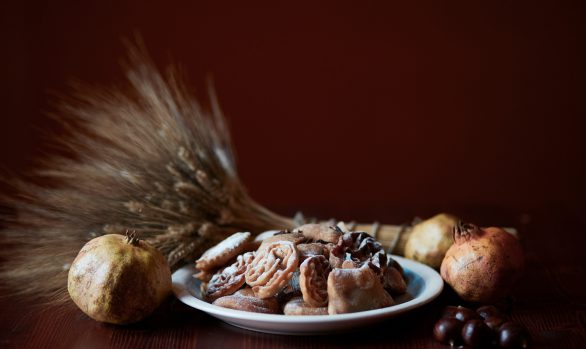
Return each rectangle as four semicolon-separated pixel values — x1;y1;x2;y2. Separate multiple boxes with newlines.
194;224;408;315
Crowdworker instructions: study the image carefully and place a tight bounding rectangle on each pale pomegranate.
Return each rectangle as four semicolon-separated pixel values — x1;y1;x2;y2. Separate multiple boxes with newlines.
67;233;171;324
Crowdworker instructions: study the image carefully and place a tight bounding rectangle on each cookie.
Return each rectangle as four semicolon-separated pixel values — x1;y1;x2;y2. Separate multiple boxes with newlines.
195;232;251;271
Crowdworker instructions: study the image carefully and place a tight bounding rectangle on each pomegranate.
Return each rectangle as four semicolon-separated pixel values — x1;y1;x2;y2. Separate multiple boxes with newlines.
404;213;459;268
67;233;171;324
440;223;524;303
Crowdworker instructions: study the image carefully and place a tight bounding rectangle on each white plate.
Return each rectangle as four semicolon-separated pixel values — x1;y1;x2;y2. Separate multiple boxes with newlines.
172;255;443;335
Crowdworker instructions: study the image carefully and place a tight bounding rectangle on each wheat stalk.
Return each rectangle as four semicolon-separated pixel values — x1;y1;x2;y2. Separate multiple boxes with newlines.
0;46;293;303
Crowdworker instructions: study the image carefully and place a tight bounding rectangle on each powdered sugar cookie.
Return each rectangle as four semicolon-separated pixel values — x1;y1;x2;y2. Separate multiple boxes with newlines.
196;232;251;271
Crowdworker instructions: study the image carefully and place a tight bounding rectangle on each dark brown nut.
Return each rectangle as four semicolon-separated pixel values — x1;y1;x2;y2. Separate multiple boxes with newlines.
484;315;506;331
498;322;531;348
433;317;464;346
476;305;506;320
461;319;492;347
442;305;481;322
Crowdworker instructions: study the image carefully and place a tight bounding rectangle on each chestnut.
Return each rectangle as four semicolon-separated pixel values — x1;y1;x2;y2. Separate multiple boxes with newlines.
433;317;464;346
461;319;492;347
484;315;506;331
443;305;481;322
476;305;505;320
498;322;531;348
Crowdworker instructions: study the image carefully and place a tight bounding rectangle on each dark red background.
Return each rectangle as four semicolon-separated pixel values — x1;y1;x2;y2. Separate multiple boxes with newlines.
1;1;584;222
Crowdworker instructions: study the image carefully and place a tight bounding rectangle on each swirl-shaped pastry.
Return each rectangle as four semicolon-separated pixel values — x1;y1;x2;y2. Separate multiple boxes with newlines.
245;241;299;299
204;252;255;301
299;255;331;307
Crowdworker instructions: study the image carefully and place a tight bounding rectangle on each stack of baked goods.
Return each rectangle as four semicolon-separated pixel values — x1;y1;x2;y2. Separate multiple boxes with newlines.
193;224;408;315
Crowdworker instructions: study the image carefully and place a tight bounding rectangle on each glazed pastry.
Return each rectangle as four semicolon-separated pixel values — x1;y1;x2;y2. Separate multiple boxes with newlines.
327;264;394;314
196;232;252;271
204;252;255;301
299;255;331;307
245;241;299;298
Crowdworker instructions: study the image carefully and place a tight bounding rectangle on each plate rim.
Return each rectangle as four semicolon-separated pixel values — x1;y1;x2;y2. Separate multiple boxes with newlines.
172;255;443;324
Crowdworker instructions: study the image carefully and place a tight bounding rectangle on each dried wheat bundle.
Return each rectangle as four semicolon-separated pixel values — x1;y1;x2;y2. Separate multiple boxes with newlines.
0;48;293;303
0;48;413;305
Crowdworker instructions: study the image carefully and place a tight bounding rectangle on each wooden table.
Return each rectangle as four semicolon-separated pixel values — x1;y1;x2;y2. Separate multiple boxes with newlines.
2;206;585;348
